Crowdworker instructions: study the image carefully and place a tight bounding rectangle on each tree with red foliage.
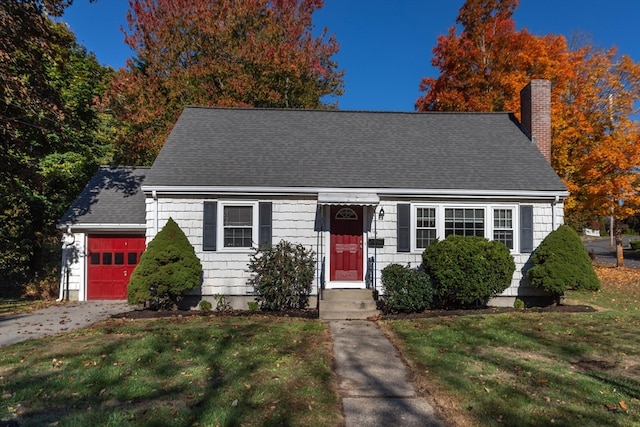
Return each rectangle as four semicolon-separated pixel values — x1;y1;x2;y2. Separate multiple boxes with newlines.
104;0;343;164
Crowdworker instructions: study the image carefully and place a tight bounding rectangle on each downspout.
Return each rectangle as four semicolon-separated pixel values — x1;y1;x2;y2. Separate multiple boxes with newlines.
152;190;159;235
552;195;559;230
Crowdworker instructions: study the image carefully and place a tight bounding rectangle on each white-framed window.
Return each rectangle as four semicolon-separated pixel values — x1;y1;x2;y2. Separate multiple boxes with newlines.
411;204;517;252
219;201;259;250
416;207;437;249
493;208;514;249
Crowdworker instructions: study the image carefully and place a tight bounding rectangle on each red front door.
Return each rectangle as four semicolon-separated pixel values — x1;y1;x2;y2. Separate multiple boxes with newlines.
330;206;364;281
87;235;146;299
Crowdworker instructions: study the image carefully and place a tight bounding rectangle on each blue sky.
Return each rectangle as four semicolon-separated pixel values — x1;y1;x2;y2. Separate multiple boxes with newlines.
62;0;640;112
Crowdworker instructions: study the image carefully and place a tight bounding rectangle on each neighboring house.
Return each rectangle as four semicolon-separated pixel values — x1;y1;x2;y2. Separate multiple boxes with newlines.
59;80;568;308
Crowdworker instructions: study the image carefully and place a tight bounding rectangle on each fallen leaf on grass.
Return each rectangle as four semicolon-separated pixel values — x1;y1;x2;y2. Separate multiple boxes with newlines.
620;401;628;410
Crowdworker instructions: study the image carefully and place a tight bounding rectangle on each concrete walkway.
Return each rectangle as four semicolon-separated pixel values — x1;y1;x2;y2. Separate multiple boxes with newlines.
0;301;130;347
330;320;444;427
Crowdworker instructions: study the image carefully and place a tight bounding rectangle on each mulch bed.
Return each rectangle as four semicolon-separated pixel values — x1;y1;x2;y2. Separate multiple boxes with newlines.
112;304;596;321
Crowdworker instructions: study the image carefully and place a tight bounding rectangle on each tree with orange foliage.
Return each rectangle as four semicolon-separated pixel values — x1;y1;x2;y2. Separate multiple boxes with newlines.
104;0;343;164
417;0;640;266
415;0;569;114
554;46;640;265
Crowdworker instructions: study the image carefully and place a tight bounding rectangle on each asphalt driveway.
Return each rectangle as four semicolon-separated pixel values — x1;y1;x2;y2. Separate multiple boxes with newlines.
0;300;130;347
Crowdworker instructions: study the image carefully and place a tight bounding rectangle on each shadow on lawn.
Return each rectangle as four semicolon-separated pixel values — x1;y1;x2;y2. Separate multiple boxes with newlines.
400;313;636;426
4;319;321;426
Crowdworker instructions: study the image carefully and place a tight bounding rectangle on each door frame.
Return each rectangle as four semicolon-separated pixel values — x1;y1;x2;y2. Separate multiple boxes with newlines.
324;205;370;289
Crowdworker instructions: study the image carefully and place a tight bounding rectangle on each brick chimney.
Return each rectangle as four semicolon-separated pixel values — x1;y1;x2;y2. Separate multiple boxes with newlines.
520;79;551;162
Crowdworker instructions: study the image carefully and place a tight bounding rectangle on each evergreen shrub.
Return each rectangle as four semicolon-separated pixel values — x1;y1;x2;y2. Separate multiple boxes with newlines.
247;240;315;310
128;218;202;309
527;225;601;299
422;235;515;308
380;263;433;313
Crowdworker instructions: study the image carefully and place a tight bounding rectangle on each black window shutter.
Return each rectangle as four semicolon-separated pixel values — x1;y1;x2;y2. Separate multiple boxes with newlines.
397;203;410;252
259;202;272;249
203;201;217;251
520;205;534;253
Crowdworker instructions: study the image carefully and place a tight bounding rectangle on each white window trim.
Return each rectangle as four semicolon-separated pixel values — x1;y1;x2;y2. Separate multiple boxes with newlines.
218;201;259;252
411;203;519;253
490;205;518;251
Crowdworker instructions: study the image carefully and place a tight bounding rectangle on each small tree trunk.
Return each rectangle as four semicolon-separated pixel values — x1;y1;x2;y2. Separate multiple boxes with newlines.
615;221;624;267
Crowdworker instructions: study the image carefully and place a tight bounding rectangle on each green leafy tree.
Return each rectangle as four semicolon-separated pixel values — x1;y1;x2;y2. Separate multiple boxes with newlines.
1;1;113;288
422;235;515;308
128;218;203;308
104;0;344;164
527;225;600;302
248;241;315;310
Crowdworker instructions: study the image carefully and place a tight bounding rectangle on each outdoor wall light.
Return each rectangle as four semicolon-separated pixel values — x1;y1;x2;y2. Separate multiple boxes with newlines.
378;208;385;220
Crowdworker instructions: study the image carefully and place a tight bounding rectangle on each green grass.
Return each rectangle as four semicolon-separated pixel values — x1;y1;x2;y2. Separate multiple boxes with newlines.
0;316;341;426
384;266;640;427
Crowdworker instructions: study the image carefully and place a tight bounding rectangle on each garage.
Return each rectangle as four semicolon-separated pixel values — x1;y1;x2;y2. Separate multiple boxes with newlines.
87;235;146;300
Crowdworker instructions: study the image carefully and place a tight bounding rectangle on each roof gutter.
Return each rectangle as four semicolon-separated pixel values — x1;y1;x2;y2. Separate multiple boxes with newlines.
142;185;569;201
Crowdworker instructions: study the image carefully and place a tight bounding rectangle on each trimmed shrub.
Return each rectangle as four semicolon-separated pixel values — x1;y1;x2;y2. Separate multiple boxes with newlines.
527;225;601;299
422;235;515;308
247;240;315;310
128;218;202;309
381;264;433;313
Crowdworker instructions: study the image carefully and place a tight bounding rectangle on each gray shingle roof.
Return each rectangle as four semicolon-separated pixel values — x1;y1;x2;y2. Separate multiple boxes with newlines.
145;107;566;192
59;166;148;227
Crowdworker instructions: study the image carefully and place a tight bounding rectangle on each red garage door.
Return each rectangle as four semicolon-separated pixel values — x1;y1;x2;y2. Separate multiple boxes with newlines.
87;235;146;300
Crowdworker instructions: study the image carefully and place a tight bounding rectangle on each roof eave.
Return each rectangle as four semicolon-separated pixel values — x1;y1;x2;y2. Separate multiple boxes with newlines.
142;185;569;200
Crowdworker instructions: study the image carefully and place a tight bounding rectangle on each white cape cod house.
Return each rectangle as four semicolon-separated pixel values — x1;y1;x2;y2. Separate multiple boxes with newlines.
59;80;568;312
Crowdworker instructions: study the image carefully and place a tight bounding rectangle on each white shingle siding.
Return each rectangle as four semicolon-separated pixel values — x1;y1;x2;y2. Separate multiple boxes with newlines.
60;232;86;299
146;196;563;300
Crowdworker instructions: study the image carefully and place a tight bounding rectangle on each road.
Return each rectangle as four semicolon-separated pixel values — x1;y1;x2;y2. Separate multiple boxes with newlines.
583;236;640;269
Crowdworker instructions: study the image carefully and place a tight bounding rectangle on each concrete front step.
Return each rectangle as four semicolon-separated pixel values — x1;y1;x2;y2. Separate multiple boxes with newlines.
322;289;374;300
320;289;380;320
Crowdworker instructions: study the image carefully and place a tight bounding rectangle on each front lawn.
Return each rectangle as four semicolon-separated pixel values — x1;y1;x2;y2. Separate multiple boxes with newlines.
0;316;341;426
384;266;640;427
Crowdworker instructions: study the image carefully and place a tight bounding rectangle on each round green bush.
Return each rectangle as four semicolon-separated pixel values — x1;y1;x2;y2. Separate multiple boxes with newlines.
128;218;203;308
247;240;315;310
199;300;212;312
422;235;515;308
381;263;433;313
527;225;601;298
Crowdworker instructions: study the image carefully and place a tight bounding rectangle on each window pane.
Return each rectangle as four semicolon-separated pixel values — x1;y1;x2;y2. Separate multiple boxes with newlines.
114;252;124;265
127;252;138;265
416;208;435;228
224;227;253;248
493;209;514;249
102;253;112;265
445;208;484;237
90;252;100;265
224;206;252;226
416;229;437;248
416;207;437;248
494;230;514;249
